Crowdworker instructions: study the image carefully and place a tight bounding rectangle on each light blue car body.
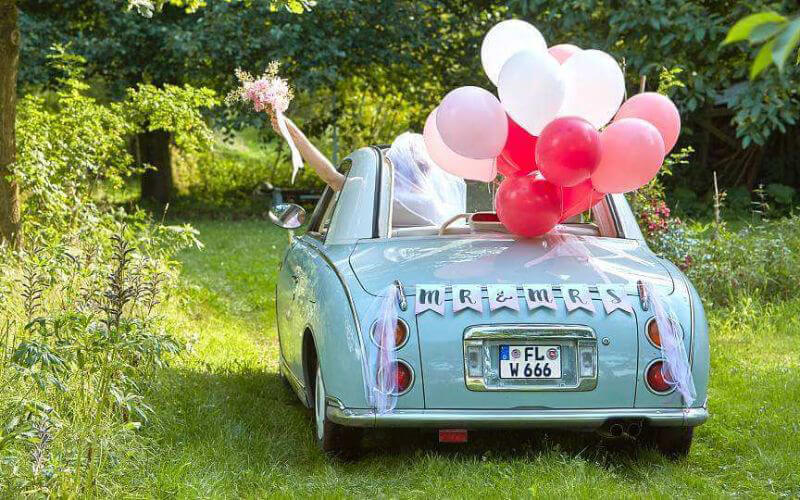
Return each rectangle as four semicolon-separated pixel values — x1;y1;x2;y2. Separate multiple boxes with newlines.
276;146;709;431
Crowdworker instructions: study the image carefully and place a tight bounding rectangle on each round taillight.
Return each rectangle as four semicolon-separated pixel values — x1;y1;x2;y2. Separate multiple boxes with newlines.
377;360;414;395
645;360;673;393
646;318;661;347
371;319;408;350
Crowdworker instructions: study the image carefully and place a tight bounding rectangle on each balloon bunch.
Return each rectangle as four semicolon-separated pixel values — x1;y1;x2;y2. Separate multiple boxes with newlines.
422;19;681;238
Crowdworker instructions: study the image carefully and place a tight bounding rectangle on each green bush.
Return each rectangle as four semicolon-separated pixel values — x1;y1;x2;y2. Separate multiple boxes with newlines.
725;186;752;214
0;49;202;495
766;183;796;214
647;217;800;308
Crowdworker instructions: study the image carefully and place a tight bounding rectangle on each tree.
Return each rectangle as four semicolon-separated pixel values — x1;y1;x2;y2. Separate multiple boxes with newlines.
510;0;800;191
1;0;21;247
16;0;309;204
1;0;296;245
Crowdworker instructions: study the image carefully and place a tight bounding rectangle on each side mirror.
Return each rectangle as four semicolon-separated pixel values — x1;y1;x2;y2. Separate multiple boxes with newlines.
269;203;306;229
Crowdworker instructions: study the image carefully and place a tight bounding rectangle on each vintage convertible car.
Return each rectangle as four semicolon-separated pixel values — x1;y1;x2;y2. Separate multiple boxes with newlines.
272;146;709;458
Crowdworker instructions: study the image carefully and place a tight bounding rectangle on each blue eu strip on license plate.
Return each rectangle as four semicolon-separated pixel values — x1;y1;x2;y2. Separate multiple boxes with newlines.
499;344;562;379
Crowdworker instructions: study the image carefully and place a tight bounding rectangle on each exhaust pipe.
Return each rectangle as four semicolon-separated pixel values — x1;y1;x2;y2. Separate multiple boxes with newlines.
608;423;624;438
627;421;642;438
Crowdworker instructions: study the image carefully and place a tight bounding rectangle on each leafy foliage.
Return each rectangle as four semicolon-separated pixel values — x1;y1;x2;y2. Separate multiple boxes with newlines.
15;48;137;235
723;11;800;79
123;83;219;152
0;49;202;494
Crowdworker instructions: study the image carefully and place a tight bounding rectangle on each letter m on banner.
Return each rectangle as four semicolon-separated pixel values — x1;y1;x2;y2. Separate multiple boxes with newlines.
523;284;557;311
415;284;446;315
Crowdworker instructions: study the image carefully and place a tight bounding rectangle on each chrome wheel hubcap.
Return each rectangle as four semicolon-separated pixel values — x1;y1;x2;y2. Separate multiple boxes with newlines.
315;367;325;440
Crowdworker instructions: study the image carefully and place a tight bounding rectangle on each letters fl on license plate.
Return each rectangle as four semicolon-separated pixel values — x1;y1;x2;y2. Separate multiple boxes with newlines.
499;345;562;379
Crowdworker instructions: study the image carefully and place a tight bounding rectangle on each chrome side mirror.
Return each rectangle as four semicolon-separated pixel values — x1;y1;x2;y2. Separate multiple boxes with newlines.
269;203;306;229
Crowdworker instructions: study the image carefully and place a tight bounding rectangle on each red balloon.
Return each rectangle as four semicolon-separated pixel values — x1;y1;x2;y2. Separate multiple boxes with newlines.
500;116;538;176
561;179;605;221
496;176;562;237
536;116;601;187
496;154;529;177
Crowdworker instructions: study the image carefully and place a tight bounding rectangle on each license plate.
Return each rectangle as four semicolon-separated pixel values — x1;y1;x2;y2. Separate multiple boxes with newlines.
499;345;561;379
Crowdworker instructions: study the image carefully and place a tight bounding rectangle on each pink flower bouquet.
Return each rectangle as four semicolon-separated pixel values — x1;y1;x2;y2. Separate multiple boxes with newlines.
227;62;303;182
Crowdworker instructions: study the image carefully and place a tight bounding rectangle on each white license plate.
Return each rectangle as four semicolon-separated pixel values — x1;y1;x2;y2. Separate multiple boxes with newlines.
499;345;561;379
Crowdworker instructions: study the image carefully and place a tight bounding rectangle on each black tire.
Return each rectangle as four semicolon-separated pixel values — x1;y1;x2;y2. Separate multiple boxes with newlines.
647;426;694;458
311;365;362;457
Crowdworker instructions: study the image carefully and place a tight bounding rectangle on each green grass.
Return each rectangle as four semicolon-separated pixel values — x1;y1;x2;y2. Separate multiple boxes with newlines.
115;220;799;498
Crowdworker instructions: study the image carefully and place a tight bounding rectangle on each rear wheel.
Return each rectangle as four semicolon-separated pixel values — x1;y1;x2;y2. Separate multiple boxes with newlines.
646;426;694;458
312;365;362;457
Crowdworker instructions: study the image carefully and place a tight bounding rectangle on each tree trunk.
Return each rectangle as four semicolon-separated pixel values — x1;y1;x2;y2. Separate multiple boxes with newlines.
0;0;21;248
139;129;173;204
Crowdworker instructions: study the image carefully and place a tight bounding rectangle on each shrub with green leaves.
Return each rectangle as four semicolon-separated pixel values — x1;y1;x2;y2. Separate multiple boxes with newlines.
684;217;800;307
0;49;204;495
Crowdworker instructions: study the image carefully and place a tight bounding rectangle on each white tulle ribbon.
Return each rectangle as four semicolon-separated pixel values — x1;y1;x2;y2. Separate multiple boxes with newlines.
645;282;696;407
387;132;466;226
523;234;695;406
363;284;401;414
275;111;304;184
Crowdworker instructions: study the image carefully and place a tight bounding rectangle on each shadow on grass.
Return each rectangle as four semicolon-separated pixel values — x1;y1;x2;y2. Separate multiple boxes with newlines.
147;361;662;473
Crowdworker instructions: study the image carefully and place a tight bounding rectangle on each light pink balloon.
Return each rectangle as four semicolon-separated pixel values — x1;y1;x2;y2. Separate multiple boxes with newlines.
614;92;681;152
436;86;508;160
548;44;581;64
424;108;497;182
591;118;665;193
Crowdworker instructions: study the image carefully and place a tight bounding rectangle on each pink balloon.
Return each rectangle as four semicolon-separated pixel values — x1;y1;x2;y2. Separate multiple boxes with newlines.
423;108;497;182
615;92;681;152
436;86;508;160
591;118;665;193
548;44;581;64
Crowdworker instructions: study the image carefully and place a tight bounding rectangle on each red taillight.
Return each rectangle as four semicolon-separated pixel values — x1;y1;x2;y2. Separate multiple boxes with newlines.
394;361;413;394
378;361;413;395
647;319;661;347
646;360;672;393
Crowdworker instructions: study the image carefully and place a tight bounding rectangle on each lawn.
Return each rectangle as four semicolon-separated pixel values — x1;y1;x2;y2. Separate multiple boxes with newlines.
118;219;799;498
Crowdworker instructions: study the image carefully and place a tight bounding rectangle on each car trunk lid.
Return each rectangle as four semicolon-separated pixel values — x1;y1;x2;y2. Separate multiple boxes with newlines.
350;234;672;410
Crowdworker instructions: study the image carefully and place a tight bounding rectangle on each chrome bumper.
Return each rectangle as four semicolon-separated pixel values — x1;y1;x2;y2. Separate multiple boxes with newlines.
327;405;708;429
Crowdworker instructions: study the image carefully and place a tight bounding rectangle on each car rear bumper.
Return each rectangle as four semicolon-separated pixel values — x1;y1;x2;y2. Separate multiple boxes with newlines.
327;403;708;429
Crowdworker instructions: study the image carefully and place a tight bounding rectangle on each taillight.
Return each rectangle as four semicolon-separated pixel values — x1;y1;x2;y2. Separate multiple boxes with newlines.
377;360;414;395
394;361;413;394
645;360;672;393
646;318;661;347
371;319;409;350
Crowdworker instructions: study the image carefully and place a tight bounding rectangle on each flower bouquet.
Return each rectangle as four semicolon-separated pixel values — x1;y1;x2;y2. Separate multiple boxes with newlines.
227;62;303;182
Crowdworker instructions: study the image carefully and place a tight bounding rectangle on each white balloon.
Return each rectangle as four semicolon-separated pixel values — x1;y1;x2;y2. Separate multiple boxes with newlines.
558;49;625;129
497;50;565;136
481;19;547;86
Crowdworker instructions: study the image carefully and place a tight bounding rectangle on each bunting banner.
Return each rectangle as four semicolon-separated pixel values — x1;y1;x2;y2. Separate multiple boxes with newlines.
452;284;483;313
415;284;446;315
412;283;648;317
487;284;520;312
563;284;596;313
597;284;633;315
523;284;557;311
